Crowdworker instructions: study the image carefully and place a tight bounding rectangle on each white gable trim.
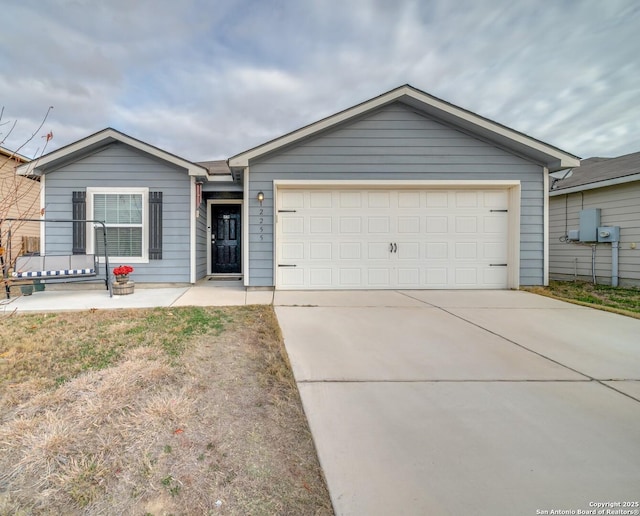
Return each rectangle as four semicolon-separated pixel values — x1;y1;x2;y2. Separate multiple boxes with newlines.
16;128;209;178
228;85;580;170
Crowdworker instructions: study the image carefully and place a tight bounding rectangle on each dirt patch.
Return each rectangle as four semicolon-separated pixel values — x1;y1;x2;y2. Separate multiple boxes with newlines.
0;305;333;515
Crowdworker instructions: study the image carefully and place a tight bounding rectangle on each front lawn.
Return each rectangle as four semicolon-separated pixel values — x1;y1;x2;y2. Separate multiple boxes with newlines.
525;280;640;317
0;305;333;515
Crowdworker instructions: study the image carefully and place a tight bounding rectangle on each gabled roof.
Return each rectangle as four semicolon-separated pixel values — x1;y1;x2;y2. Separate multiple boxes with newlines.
228;84;580;172
550;151;640;195
16;127;209;178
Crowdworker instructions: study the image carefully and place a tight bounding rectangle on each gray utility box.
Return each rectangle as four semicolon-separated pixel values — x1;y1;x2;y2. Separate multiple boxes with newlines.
597;226;620;243
579;208;601;242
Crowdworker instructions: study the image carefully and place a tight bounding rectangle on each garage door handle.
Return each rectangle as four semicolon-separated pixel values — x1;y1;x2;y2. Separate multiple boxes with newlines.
393;243;397;253
278;210;297;213
490;263;507;267
278;264;297;267
490;209;508;212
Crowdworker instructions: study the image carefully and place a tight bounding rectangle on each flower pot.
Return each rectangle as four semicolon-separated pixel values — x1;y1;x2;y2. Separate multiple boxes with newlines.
113;280;135;295
115;274;129;284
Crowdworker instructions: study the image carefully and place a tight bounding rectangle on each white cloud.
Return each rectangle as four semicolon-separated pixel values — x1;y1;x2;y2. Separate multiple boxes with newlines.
0;0;638;161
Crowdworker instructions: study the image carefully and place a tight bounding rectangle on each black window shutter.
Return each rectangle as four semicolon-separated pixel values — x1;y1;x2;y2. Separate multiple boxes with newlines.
72;191;86;254
149;191;163;260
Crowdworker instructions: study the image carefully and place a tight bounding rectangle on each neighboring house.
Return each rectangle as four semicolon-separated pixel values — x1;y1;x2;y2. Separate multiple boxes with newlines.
0;146;39;265
16;84;579;290
549;151;640;287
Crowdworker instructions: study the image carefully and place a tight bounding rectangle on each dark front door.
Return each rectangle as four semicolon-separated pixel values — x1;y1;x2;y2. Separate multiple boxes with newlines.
212;205;241;274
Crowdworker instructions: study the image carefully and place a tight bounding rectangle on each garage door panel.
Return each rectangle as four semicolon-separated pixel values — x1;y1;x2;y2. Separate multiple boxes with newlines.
282;216;304;234
280;191;305;209
455;242;478;259
455;216;477;233
367;242;390;259
310;242;332;260
368;191;391;208
455;191;479;207
280;267;305;287
277;188;511;290
426;191;448;207
368;268;391;286
340;242;362;259
281;242;304;260
398;268;420;285
426;242;449;259
310;217;332;233
339;268;361;286
398;191;420;208
426;216;448;233
455;268;478;285
310;268;332;286
367;217;390;233
339;191;362;208
483;266;508;285
340;217;362;233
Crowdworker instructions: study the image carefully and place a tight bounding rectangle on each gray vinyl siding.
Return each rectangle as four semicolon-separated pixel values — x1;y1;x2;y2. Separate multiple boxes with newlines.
247;102;544;287
195;199;207;280
44;143;192;283
549;181;640;286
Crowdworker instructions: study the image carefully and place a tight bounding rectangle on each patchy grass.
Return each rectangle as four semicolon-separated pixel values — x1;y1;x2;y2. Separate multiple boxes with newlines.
525;280;640;318
0;305;333;515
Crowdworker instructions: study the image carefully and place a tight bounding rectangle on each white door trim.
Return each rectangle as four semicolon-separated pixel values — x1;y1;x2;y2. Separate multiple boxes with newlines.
274;180;521;290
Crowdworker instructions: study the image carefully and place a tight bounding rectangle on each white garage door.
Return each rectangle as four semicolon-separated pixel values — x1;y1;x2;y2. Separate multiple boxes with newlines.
276;188;510;290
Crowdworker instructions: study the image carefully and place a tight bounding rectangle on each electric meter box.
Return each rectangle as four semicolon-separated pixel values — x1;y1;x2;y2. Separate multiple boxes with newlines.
579;208;601;242
597;226;620;243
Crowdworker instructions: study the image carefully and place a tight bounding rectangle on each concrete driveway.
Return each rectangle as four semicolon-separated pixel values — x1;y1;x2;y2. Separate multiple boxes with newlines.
274;290;640;516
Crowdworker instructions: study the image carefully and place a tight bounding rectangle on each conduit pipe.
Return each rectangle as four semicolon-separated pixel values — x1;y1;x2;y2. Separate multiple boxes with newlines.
612;240;619;287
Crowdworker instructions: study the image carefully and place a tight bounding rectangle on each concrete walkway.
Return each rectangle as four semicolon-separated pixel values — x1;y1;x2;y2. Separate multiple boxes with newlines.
1;280;273;313
274;290;640;516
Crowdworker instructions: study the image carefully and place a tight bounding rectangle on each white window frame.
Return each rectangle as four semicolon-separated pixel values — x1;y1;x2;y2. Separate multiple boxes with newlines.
87;187;149;263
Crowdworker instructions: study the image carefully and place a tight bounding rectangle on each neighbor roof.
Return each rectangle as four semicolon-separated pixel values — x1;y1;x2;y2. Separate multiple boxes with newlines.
0;146;30;163
550;151;640;195
228;84;580;172
16;128;209;178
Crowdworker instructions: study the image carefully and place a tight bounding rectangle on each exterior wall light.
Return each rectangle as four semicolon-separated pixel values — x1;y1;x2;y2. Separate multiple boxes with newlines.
257;191;264;205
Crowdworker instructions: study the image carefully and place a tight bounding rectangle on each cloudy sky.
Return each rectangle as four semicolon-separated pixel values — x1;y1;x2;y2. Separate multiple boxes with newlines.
1;0;638;162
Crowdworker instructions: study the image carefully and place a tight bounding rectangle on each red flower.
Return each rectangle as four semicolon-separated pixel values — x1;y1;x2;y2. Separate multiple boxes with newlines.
113;265;134;276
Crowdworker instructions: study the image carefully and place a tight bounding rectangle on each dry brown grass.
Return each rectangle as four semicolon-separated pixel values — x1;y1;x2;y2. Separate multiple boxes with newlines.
0;305;332;515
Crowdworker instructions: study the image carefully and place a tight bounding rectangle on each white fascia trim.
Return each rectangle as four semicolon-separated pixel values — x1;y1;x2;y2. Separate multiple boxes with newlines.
190;177;196;283
40;174;46;255
16;128;209;178
243;167;250;287
229;86;579;168
549;173;640;196
274;179;521;188
543;167;549;286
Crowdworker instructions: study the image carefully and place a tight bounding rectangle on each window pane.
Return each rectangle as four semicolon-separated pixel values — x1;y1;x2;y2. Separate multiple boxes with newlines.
96;227;143;257
93;194;142;224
